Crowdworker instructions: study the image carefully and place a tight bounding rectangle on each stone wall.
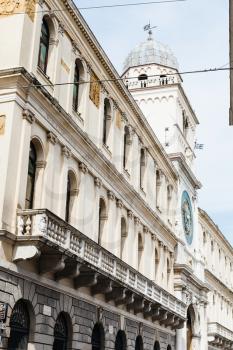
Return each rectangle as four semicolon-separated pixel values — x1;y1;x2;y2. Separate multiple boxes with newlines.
0;268;174;349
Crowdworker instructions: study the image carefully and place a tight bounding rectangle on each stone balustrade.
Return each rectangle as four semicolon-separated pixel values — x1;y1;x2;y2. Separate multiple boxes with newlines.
16;208;186;322
125;74;179;90
208;322;233;348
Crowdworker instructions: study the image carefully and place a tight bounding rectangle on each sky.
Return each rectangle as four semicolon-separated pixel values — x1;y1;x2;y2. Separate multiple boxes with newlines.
76;0;233;244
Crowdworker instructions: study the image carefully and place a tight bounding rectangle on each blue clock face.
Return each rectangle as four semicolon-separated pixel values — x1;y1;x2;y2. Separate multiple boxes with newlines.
181;191;193;245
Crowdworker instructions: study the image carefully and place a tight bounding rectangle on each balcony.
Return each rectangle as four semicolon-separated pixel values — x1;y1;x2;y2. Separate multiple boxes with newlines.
13;209;186;328
208;322;233;348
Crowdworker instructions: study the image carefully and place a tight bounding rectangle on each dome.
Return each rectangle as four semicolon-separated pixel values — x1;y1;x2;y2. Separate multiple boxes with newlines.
123;34;179;72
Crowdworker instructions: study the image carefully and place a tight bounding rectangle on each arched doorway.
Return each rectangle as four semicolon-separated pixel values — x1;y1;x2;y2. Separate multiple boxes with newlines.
187;305;195;350
8;300;30;350
154;340;160;350
115;330;127;350
167;345;172;350
92;323;105;350
135;335;143;350
53;313;68;350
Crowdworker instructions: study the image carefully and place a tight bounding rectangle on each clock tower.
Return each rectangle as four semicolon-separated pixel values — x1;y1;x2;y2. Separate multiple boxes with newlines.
122;28;203;278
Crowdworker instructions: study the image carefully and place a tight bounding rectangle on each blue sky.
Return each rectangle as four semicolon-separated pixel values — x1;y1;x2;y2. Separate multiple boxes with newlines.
76;0;233;244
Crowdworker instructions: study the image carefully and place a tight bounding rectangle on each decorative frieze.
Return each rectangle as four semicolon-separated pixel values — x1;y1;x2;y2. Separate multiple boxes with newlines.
89;72;100;108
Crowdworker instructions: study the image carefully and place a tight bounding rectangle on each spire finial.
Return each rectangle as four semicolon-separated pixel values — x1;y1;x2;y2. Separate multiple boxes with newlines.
143;22;157;41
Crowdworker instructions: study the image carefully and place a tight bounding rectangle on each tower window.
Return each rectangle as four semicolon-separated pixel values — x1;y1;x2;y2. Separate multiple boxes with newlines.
138;74;148;81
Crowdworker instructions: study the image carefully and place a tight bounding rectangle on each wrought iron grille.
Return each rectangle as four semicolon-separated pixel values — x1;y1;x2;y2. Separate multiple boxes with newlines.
8;300;30;350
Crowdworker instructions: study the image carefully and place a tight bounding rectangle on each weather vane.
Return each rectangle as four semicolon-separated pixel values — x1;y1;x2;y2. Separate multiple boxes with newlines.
143;22;157;39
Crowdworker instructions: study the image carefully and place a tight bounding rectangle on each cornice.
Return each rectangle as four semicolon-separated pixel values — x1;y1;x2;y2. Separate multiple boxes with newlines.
199;208;233;254
174;263;209;292
205;269;233;296
169;152;202;190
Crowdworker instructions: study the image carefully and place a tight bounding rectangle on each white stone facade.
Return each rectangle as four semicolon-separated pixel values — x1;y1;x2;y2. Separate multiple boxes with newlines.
0;1;232;350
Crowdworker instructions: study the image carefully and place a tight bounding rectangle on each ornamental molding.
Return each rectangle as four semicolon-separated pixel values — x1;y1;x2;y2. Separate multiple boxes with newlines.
0;0;36;21
36;160;47;169
47;131;58;144
127;210;133;219
143;225;149;234
22;109;35;124
58;22;65;36
61;145;71;159
79;162;88;174
107;190;115;201
116;199;123;209
94;177;102;188
134;216;141;226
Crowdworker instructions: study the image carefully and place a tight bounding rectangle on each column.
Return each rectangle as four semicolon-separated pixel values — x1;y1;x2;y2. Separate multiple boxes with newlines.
41;131;58;212
57;145;71;219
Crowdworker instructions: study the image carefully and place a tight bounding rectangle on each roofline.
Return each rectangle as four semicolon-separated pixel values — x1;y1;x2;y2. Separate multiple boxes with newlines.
199;208;233;254
169;153;202;190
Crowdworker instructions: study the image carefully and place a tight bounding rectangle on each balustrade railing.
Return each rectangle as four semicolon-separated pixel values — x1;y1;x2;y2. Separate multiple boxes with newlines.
208;322;233;342
125;75;179;90
17;209;186;318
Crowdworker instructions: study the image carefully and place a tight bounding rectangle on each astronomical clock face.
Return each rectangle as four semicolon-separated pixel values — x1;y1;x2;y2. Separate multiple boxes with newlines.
181;191;193;245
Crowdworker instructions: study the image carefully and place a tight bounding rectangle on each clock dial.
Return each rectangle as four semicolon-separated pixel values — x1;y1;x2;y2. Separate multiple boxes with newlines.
181;191;193;245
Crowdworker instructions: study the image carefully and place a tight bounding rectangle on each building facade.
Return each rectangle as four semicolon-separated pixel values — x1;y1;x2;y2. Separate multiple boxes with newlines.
0;1;232;349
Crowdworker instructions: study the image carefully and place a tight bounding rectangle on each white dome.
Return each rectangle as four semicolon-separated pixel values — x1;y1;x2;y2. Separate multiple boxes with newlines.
123;35;179;72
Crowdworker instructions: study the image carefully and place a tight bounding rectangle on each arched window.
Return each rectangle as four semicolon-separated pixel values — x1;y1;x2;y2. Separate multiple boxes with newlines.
123;126;131;171
155;248;159;281
98;198;107;244
25;142;37;209
115;330;127;350
167;346;172;350
182;111;189;137
154;341;160;350
103;99;111;146
138;233;144;271
187;305;195;350
38;18;50;73
65;174;71;222
120;217;127;259
73;63;80;112
53;313;68;350
138;74;148;88
139;148;146;190
167;258;171;287
135;335;143;350
8;300;30;350
92;323;105;350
